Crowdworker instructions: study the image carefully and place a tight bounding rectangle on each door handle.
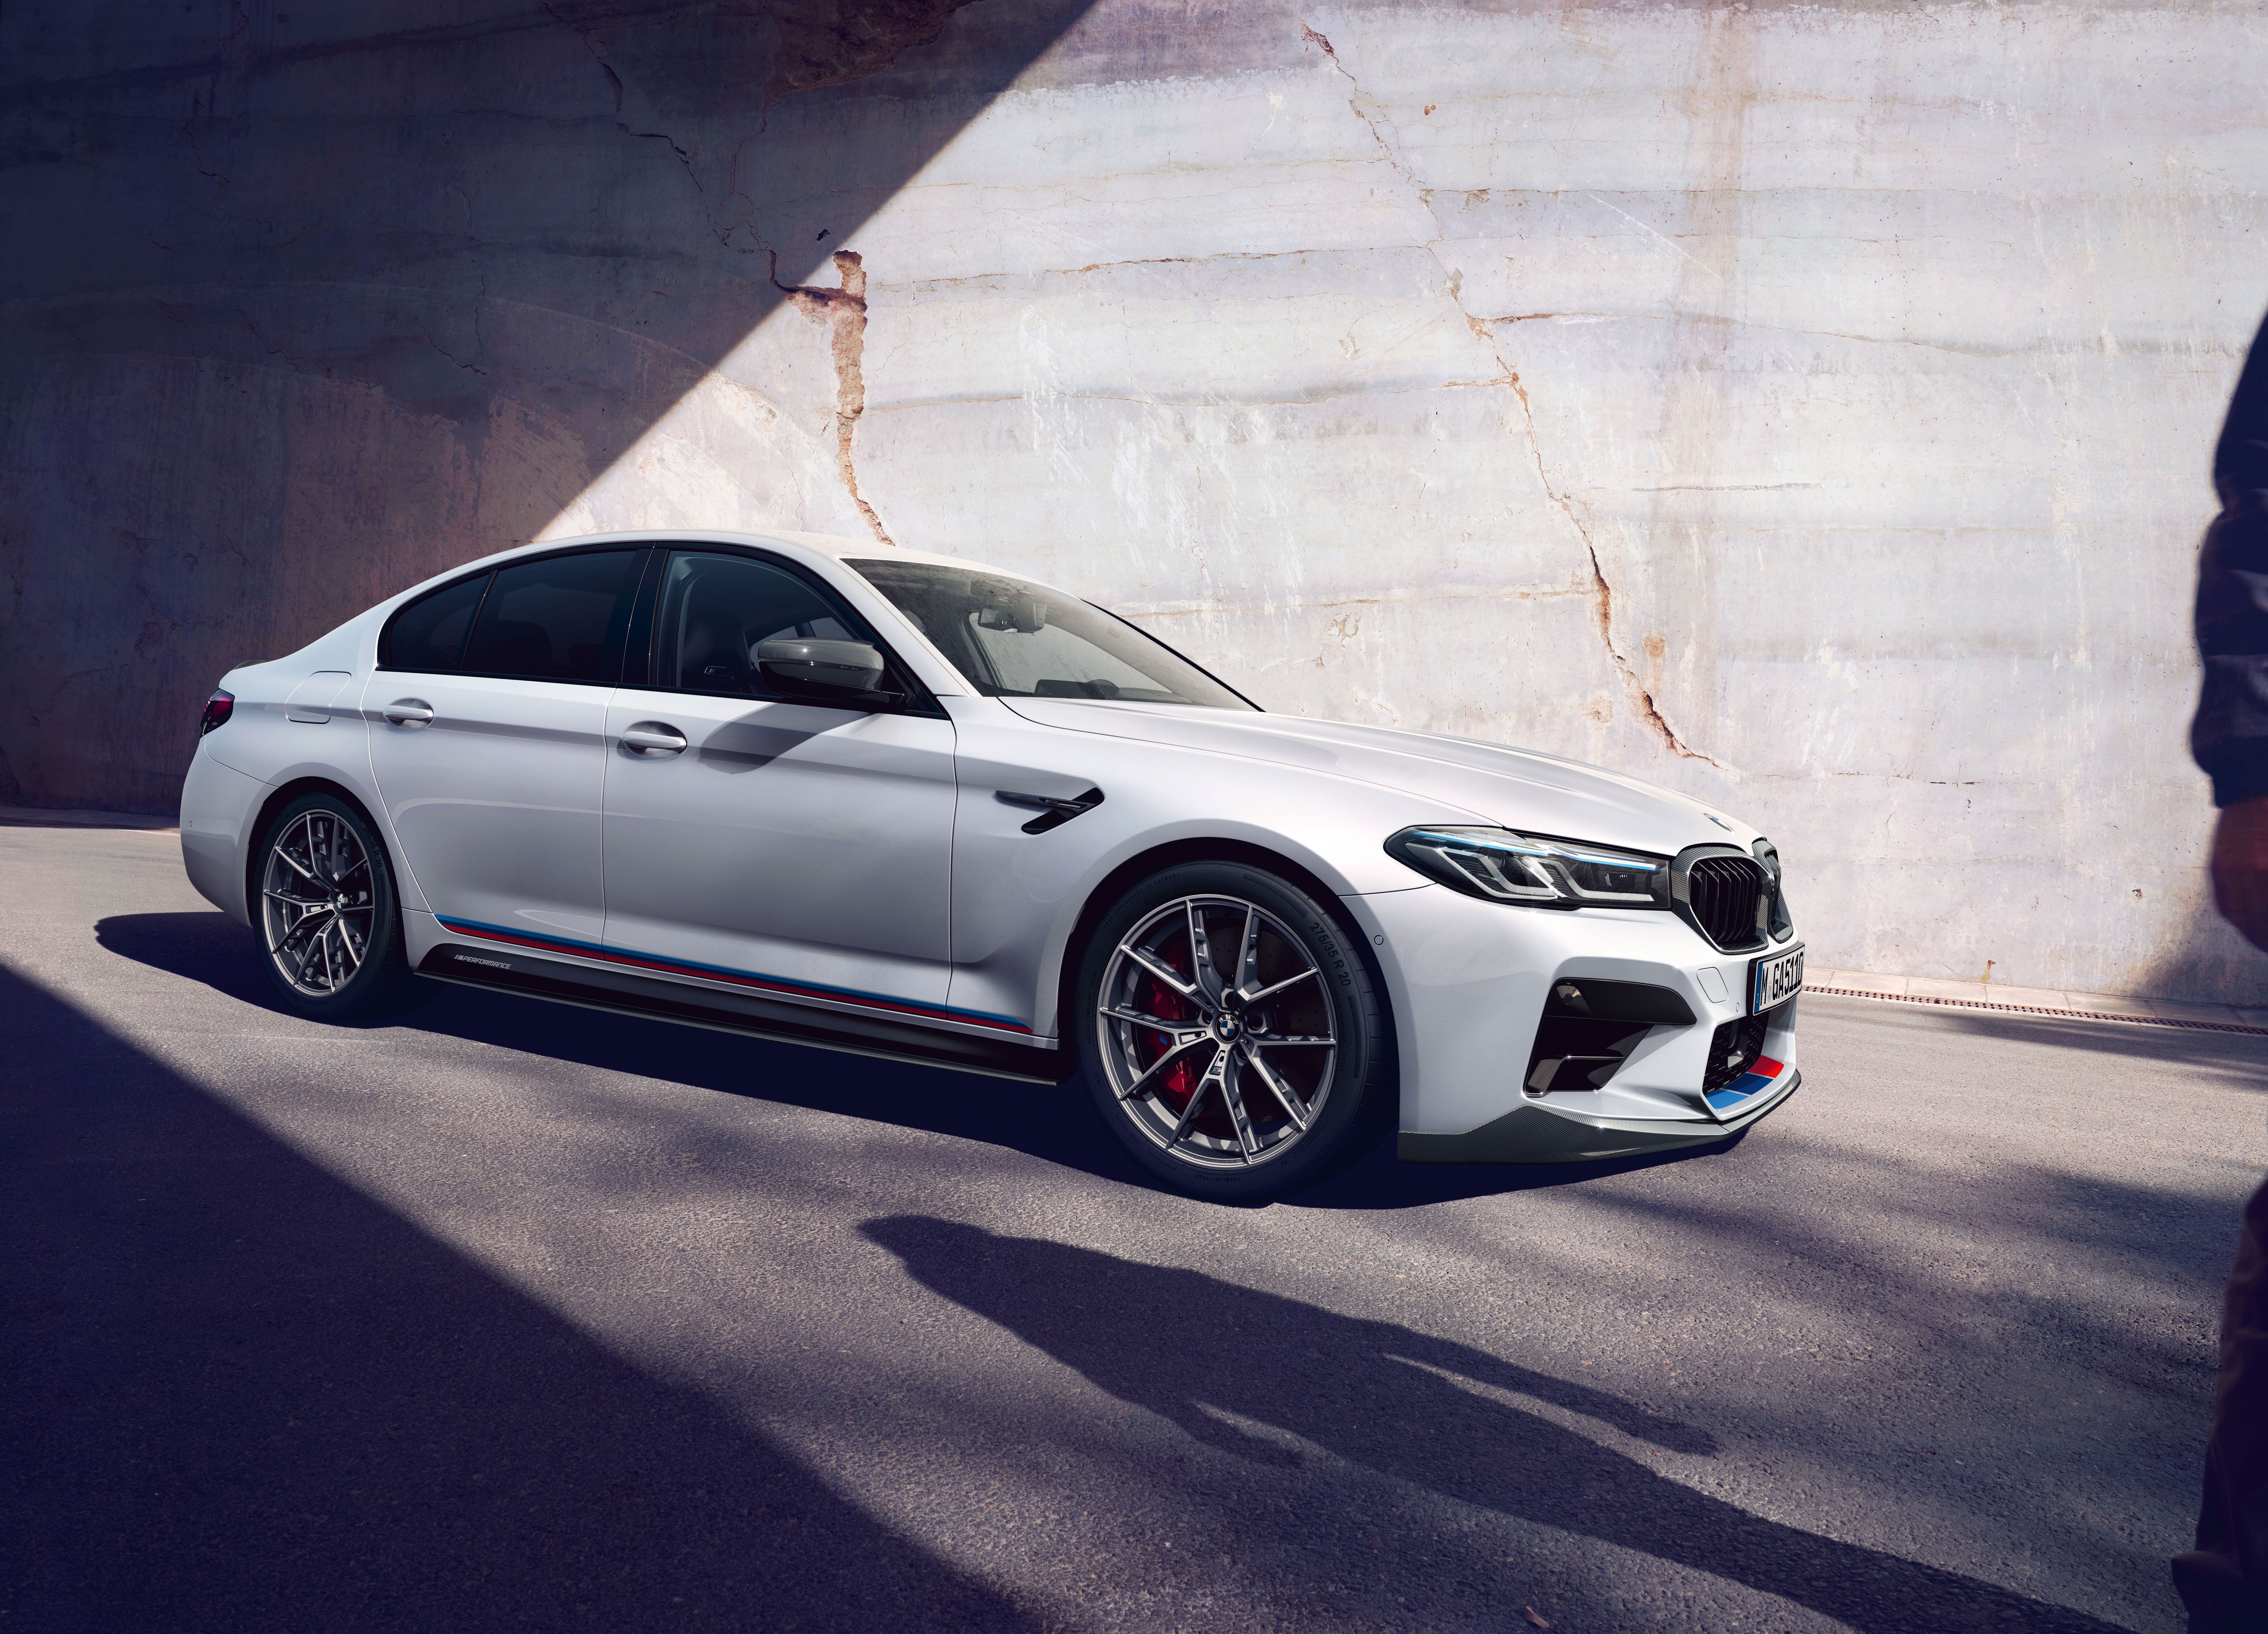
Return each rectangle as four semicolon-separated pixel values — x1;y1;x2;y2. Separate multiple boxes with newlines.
621;723;688;756
383;700;434;726
997;786;1104;834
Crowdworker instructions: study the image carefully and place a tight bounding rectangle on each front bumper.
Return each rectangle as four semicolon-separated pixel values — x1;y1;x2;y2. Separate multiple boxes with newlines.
1336;881;1802;1163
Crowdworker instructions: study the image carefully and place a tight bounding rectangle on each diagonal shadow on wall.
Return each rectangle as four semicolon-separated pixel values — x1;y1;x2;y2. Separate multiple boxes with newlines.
0;0;1100;813
0;961;1034;1631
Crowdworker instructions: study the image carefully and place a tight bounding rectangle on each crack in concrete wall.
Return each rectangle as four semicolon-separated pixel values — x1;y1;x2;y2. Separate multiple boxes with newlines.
1300;17;1730;774
773;249;895;547
1498;363;1734;775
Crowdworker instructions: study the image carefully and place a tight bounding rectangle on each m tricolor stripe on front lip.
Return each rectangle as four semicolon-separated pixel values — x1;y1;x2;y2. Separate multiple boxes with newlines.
433;915;1033;1034
1704;1054;1785;1112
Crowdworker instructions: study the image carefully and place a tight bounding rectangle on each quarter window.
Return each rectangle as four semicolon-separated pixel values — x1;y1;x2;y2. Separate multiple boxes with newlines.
461;550;644;684
381;571;491;673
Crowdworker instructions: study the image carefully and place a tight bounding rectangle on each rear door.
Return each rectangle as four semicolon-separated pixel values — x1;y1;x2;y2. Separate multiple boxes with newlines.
599;547;964;1021
366;547;647;951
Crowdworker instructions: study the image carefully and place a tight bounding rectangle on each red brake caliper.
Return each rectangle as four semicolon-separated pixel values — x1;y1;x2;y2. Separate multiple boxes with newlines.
1141;971;1198;1109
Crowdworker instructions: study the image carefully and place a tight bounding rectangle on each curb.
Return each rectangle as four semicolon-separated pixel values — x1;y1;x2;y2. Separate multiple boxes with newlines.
0;806;176;832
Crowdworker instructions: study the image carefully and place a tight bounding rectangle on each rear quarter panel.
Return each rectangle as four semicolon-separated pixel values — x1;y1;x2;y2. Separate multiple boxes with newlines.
192;611;413;912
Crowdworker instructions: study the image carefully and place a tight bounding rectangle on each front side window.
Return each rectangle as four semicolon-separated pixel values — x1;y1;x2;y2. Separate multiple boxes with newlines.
849;559;1253;710
652;552;869;697
461;549;643;683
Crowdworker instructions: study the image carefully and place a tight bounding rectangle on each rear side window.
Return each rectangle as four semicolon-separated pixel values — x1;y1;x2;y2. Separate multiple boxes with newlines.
382;572;491;673
462;550;644;683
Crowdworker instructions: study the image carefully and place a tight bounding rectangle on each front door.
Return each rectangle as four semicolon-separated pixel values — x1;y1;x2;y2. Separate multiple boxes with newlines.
366;546;646;951
599;548;963;1024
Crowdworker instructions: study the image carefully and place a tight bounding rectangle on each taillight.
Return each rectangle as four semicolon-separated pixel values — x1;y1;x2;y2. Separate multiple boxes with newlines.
199;689;235;736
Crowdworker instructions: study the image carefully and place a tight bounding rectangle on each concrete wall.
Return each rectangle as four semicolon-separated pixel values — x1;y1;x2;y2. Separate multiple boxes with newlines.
7;0;2266;1002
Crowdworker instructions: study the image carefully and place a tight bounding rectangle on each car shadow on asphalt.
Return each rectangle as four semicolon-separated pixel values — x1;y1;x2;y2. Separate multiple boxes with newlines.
1;961;1034;1633
93;910;1749;1209
863;1214;2135;1634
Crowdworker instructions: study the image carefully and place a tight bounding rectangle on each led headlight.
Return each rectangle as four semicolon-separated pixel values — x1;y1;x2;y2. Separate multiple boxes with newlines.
1384;827;1671;909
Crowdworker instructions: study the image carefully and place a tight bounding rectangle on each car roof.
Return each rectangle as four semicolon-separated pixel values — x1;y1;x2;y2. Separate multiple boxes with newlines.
501;529;1024;579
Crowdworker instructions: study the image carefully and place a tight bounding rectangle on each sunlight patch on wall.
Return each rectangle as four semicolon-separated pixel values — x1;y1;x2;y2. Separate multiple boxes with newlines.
533;281;872;543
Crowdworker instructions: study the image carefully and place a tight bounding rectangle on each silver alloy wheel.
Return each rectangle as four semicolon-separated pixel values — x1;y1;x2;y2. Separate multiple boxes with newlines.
260;809;376;998
1094;893;1339;1169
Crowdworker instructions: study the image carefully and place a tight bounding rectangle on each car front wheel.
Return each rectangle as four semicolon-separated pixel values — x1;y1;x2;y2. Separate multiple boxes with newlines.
1075;861;1392;1200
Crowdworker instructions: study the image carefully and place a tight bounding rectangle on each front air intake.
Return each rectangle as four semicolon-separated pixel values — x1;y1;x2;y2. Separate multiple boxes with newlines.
1702;1005;1777;1093
1682;854;1767;951
1521;978;1696;1098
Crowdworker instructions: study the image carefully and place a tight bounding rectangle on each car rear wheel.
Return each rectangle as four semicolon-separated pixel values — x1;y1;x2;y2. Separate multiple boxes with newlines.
1076;861;1391;1200
256;792;436;1021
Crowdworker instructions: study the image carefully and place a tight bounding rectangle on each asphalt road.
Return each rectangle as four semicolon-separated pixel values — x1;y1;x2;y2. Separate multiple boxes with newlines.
4;822;2261;1633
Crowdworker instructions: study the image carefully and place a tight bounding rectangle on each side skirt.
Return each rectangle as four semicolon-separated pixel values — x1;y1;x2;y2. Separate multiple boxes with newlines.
417;941;1071;1085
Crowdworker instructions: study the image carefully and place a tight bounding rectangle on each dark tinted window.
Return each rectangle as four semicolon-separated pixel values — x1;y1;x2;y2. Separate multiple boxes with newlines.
463;550;642;683
654;552;868;697
850;559;1253;709
383;572;491;673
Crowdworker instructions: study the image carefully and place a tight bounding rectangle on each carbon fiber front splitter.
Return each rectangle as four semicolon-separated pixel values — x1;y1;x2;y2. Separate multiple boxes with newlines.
1396;1069;1801;1164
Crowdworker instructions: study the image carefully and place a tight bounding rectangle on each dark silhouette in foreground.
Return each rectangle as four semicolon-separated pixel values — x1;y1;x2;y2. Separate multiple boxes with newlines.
2182;304;2268;1631
0;966;1026;1633
863;1215;2129;1634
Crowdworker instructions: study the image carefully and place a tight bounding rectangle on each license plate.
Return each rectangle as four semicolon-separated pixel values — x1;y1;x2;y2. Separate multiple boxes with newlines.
1750;945;1805;1013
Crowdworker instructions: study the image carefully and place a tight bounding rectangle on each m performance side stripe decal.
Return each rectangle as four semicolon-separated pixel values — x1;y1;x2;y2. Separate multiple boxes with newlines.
433;915;1033;1034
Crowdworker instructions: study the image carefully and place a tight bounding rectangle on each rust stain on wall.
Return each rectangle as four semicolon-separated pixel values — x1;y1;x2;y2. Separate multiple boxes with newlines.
774;249;895;547
768;0;989;95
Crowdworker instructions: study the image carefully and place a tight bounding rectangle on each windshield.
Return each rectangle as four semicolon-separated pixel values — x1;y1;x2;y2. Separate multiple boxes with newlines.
849;559;1255;710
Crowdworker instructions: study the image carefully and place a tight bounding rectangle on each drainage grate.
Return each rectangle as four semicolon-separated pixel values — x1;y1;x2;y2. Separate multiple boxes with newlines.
1803;983;2268;1038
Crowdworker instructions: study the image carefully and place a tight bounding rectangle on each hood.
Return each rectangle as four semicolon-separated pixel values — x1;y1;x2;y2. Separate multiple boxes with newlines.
998;698;1750;856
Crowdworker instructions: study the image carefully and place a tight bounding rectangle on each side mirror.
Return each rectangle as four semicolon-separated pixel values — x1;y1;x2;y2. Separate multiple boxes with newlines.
756;637;889;700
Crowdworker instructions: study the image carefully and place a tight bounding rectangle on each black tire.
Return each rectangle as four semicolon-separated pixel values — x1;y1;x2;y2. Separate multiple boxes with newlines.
1075;861;1393;1201
253;792;439;1023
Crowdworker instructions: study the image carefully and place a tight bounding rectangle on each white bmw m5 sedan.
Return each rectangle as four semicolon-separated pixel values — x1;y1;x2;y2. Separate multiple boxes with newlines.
179;531;1803;1200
